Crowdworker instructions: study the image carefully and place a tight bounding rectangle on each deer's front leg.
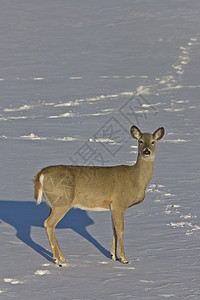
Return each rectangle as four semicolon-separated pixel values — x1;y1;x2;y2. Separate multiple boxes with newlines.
111;208;128;264
111;216;118;261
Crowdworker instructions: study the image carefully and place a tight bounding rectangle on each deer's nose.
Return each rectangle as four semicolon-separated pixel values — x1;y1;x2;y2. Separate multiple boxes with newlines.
143;148;151;156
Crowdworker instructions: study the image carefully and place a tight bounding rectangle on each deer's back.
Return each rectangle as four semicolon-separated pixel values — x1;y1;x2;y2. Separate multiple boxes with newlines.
40;164;136;209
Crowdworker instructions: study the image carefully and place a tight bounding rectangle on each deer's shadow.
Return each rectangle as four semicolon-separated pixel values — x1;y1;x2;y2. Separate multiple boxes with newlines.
0;200;111;263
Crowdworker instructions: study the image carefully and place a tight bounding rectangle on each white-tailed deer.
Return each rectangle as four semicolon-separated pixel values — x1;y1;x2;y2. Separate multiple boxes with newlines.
34;125;164;266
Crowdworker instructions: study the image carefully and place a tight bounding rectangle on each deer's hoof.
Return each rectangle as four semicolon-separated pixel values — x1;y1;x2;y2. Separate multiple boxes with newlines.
120;257;129;264
111;253;119;261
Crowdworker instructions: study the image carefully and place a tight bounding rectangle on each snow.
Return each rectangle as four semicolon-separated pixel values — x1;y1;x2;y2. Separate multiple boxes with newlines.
0;0;200;299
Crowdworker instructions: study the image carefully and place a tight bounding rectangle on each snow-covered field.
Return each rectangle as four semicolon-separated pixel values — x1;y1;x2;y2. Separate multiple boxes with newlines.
0;0;200;299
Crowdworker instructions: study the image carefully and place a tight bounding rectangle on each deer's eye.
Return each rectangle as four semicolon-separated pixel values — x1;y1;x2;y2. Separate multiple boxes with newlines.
139;140;143;144
152;141;155;145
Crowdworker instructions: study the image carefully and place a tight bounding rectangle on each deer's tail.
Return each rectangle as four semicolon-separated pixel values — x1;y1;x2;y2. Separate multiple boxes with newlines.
34;172;44;205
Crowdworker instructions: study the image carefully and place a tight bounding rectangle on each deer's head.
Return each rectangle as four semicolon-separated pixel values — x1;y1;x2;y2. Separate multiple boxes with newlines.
131;125;165;161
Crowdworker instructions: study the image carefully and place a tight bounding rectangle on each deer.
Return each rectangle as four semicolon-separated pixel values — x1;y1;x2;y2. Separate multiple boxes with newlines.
34;125;164;266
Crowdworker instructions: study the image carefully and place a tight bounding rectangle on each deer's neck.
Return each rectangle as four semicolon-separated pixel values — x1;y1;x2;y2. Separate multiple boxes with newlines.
134;155;154;187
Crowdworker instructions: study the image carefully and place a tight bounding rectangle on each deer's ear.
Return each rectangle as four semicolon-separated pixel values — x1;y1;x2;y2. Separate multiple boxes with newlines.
153;127;165;141
130;125;142;140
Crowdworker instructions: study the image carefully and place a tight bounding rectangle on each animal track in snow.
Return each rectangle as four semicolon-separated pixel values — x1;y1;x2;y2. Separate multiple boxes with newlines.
147;183;174;201
158;36;199;92
0;36;199;149
147;184;200;236
166;205;200;236
3;278;24;284
34;270;51;276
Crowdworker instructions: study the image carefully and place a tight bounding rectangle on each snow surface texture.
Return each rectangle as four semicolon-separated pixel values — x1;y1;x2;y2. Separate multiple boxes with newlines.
0;0;200;299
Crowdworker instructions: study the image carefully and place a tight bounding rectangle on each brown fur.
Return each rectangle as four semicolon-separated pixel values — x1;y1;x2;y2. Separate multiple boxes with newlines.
34;126;164;266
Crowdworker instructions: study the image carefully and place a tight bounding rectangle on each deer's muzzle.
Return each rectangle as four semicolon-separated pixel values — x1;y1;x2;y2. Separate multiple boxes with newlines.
143;148;151;156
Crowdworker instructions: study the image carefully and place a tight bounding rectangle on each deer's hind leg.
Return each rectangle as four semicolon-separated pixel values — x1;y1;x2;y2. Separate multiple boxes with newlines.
44;205;70;266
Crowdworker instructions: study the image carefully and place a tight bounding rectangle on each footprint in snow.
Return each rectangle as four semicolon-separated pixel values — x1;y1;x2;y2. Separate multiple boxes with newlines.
3;278;24;284
34;270;51;276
